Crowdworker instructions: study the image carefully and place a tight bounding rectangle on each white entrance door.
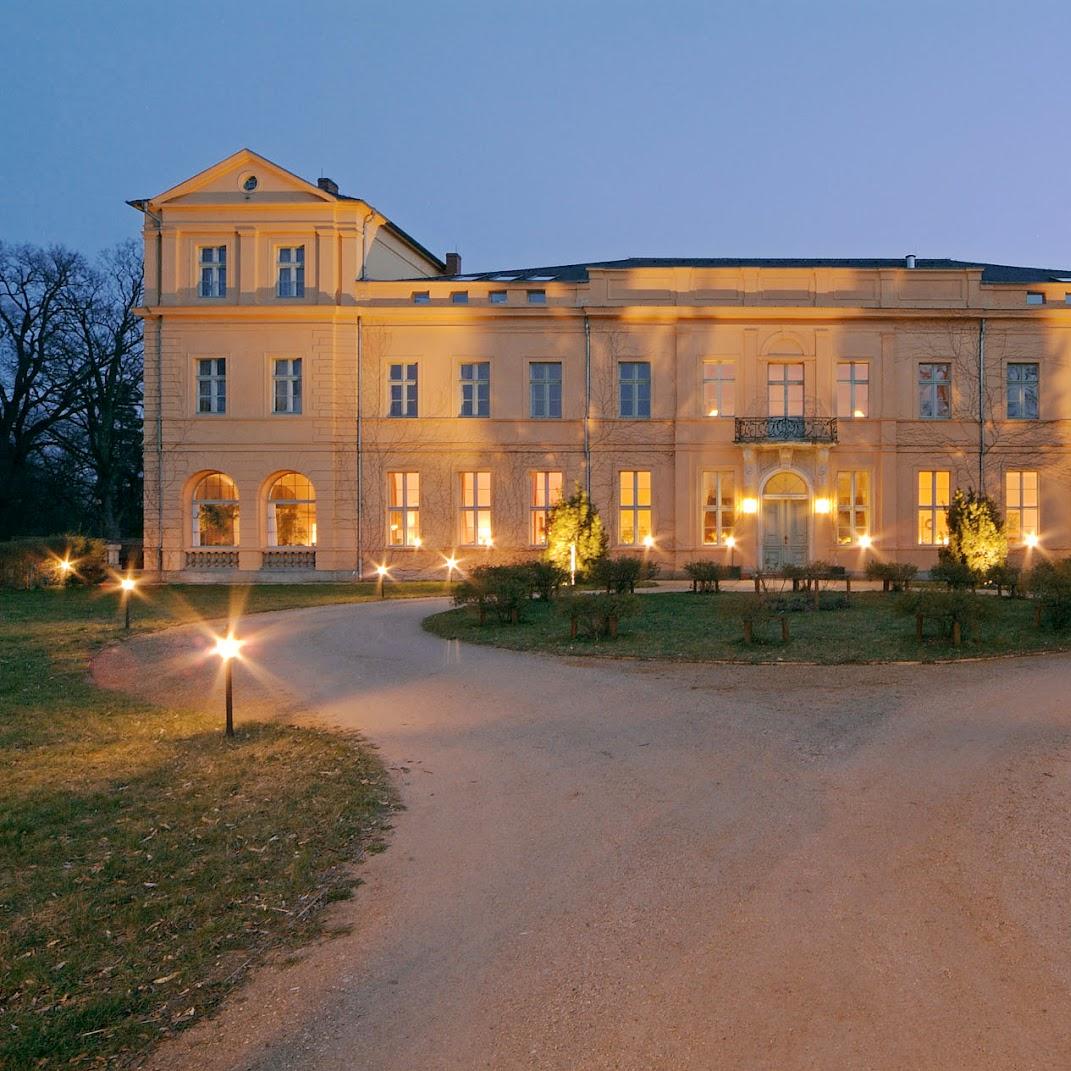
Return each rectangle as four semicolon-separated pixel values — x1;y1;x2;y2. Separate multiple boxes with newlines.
762;497;809;570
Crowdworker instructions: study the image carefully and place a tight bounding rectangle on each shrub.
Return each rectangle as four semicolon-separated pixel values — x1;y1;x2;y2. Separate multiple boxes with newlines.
523;560;567;601
938;488;1008;584
544;486;608;578
452;565;530;625
682;560;731;593
1025;559;1071;629
987;562;1022;598
724;593;780;643
930;559;976;590
590;556;660;593
897;589;991;644
0;535;108;589
865;560;918;592
557;591;638;640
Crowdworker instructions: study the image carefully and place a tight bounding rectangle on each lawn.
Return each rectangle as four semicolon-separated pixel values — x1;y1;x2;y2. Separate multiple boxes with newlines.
424;589;1071;664
0;582;442;1070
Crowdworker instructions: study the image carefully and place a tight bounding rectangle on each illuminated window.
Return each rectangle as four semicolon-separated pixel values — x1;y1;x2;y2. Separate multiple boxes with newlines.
198;246;226;298
917;470;951;545
530;362;562;418
1005;470;1039;543
489;290;507;304
918;363;951;419
276;246;305;298
1006;363;1039;420
701;471;734;545
389;363;418;418
273;358;302;414
196;358;226;414
836;362;869;418
768;363;804;417
191;472;238;547
702;361;735;417
527;290;546;304
460;471;492;545
619;362;651;418
619;470;652;545
530;471;563;545
268;472;316;546
1026;292;1045;306
836;471;870;544
387;472;420;547
460;362;490;417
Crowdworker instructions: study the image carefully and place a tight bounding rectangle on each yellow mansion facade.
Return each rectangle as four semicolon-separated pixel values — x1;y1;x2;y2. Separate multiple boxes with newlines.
133;150;1071;580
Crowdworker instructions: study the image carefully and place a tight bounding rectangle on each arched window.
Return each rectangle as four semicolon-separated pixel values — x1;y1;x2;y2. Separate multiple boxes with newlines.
192;473;239;546
763;472;808;497
268;473;317;546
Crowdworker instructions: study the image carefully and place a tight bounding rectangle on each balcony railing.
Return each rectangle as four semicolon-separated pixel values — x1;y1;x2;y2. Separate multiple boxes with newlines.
734;416;838;444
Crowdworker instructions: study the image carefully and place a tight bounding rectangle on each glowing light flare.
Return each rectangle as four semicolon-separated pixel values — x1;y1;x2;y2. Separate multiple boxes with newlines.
814;497;831;515
725;536;736;549
642;534;655;549
412;536;423;548
214;635;243;661
859;534;873;549
119;577;136;592
741;497;758;515
58;559;73;575
375;564;389;577
1025;532;1040;548
853;409;865;419
708;408;719;417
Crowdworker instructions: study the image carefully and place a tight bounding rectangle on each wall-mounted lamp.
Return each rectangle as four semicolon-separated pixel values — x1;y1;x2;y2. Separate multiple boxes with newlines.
814;497;831;515
1025;532;1040;548
741;497;758;515
859;534;873;549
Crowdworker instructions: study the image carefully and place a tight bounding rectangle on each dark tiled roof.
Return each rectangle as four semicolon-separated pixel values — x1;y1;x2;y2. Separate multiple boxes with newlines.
437;258;1071;285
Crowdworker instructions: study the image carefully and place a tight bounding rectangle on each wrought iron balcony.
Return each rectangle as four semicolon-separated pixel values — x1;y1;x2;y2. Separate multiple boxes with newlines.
734;416;838;444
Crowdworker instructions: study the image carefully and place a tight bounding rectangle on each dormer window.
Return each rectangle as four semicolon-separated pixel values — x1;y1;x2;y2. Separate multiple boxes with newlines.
412;291;430;304
276;247;305;299
199;246;226;298
1026;291;1045;306
489;291;507;304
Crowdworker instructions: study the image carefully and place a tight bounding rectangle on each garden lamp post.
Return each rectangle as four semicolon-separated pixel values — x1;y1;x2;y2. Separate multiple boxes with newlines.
444;555;458;589
119;576;136;629
726;535;736;569
214;635;242;738
375;563;389;599
569;542;577;586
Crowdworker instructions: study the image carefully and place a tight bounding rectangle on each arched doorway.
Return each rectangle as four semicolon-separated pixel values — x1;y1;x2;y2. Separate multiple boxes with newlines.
761;471;809;570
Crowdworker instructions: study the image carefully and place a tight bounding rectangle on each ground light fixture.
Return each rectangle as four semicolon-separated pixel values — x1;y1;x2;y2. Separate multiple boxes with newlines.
375;563;389;599
119;576;136;629
444;555;459;581
642;534;655;549
859;534;873;549
57;558;73;578
213;634;242;737
726;535;737;568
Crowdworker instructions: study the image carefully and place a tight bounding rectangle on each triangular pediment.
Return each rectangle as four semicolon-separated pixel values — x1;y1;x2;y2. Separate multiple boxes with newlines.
147;149;354;208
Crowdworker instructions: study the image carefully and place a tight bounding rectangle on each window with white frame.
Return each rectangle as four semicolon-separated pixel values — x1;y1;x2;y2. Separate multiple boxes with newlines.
191;472;239;546
268;472;316;546
530;471;563;545
460;362;490;417
1005;470;1039;543
1006;363;1039;420
389;363;418;417
917;470;951;544
272;358;302;414
836;470;870;544
276;246;305;298
530;362;562;418
701;471;734;544
619;362;651;418
199;246;226;298
837;362;869;418
702;361;735;417
460;471;492;545
918;362;951;419
768;363;804;417
196;358;226;414
619;470;652;545
387;472;420;547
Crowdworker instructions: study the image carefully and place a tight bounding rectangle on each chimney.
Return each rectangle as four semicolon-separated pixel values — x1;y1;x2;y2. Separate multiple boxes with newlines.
905;253;917;269
445;251;462;276
317;177;339;196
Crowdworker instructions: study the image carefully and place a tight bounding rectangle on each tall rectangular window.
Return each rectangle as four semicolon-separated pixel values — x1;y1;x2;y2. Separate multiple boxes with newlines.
702;362;735;417
276;246;305;298
460;471;492;545
196;358;226;414
272;358;302;414
837;362;869;418
529;362;562;418
199;246;226;298
1005;470;1039;543
701;471;734;545
389;363;418;417
530;471;563;545
1006;362;1039;420
917;470;951;544
918;362;951;419
619;362;651;418
387;472;420;547
768;363;804;417
460;362;490;417
836;471;870;544
619;470;652;545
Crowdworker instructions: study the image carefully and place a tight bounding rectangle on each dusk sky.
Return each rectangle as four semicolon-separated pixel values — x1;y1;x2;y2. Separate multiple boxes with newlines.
3;0;1069;272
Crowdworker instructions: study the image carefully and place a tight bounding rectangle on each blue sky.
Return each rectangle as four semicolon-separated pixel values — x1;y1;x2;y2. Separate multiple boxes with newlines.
2;0;1069;271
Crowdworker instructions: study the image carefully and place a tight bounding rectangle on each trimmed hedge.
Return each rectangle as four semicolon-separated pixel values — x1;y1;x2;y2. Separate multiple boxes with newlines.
589;556;661;594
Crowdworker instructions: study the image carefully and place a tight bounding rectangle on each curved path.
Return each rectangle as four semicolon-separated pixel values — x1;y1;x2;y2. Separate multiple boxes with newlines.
96;598;1071;1070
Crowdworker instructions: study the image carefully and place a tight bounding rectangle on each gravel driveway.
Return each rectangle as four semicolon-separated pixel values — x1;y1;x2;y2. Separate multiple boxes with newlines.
95;597;1071;1070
